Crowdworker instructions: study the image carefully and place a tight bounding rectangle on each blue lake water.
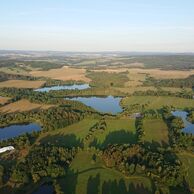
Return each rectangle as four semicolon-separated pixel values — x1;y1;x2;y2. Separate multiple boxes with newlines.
32;184;54;194
65;95;123;114
0;123;41;141
171;110;194;134
35;84;90;92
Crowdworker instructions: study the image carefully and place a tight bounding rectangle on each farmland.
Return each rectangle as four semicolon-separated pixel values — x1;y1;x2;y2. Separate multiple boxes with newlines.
122;96;194;110
30;66;91;82
0;96;10;105
38;118;137;147
143;119;169;146
178;152;194;191
60;150;153;194
0;53;194;194
0;99;54;113
0;80;45;89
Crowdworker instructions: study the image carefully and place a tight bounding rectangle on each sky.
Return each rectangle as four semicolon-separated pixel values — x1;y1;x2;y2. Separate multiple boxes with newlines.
0;0;194;52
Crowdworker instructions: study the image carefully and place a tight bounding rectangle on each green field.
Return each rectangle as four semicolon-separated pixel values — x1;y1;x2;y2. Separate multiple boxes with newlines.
143;119;169;147
178;152;194;191
90;118;136;148
59;150;153;194
39;118;137;148
38;118;98;147
122;96;194;110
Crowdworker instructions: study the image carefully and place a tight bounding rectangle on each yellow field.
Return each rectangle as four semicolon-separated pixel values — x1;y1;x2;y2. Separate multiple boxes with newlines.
0;80;45;89
30;66;91;82
0;96;10;105
0;99;54;113
161;87;193;92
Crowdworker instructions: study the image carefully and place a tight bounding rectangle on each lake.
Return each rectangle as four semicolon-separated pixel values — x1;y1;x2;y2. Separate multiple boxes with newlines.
32;184;54;194
172;110;194;134
0;123;41;141
65;95;123;114
35;84;90;92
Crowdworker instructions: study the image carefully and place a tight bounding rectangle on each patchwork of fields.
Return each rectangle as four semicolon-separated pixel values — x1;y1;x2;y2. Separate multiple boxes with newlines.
0;55;194;194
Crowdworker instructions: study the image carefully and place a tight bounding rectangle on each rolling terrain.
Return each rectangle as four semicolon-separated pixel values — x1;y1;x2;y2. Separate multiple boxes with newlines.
0;53;194;194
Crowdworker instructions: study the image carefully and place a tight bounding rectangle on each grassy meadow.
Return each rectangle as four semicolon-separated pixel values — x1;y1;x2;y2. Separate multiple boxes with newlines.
38;118;137;148
143;119;169;147
178;152;194;191
122;96;194;110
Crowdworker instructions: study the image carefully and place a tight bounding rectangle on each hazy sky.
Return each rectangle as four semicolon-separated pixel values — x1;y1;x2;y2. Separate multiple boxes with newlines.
0;0;194;52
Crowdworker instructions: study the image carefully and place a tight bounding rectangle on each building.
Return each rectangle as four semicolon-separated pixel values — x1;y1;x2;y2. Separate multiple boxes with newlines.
130;113;142;118
0;146;15;154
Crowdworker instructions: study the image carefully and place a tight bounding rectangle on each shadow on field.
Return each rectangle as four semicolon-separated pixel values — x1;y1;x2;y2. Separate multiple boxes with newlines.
40;134;84;148
86;174;151;194
87;174;100;194
60;169;78;194
144;140;169;150
89;130;137;148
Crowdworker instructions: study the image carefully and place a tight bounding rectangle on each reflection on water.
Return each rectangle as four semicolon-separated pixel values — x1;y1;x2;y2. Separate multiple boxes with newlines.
35;84;90;92
32;184;54;194
172;110;194;134
65;95;123;114
0;123;41;141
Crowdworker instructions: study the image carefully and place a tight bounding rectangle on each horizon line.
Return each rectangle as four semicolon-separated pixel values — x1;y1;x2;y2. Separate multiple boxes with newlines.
0;49;194;54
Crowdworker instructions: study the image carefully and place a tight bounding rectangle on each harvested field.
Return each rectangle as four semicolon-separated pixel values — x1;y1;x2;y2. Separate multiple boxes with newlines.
0;96;10;105
92;68;129;73
0;80;45;89
0;99;54;113
30;66;91;82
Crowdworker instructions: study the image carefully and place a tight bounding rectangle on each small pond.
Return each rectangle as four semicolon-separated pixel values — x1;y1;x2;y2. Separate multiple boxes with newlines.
32;184;54;194
65;95;123;114
35;84;90;92
171;110;194;134
0;123;41;141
